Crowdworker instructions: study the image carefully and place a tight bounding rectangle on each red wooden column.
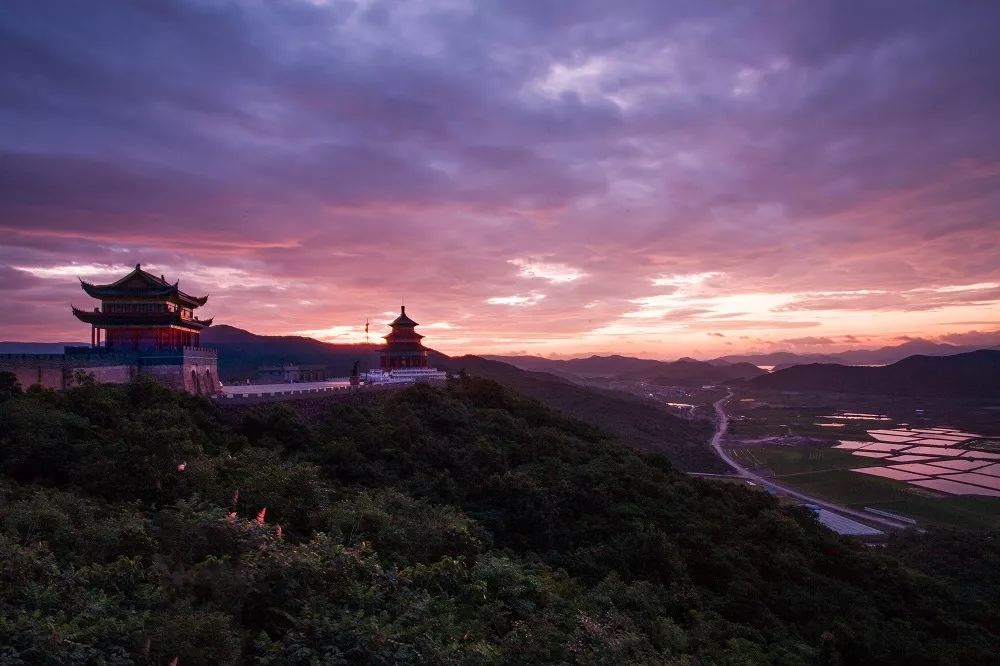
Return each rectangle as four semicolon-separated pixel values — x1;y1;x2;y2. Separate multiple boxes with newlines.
91;326;96;347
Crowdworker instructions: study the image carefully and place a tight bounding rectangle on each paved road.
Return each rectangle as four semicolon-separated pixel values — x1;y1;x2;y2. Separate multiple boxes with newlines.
708;391;911;531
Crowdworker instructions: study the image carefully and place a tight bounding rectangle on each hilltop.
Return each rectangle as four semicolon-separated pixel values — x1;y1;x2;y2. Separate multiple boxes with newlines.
1;376;998;663
438;355;721;472
199;329;722;471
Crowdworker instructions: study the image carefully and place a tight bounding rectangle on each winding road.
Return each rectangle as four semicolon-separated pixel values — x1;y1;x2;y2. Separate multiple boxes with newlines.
709;391;911;531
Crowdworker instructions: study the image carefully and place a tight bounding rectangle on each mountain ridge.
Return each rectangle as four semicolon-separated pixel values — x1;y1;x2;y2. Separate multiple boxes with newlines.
482;353;765;385
712;338;1000;367
750;349;1000;398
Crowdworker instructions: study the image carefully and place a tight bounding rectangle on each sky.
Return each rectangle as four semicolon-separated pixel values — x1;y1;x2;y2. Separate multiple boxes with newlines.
1;0;999;359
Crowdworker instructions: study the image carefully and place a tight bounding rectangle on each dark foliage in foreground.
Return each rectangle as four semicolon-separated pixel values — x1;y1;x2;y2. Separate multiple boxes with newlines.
438;355;722;473
0;374;997;664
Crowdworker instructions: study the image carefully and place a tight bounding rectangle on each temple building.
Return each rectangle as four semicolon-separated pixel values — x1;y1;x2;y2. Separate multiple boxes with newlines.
366;306;446;384
72;264;213;351
0;264;219;395
381;306;429;369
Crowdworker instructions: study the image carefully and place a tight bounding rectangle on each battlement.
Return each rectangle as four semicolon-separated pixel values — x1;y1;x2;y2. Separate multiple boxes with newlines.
0;353;65;363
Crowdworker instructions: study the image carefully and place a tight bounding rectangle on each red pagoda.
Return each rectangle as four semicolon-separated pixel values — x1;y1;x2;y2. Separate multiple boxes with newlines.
68;264;218;394
381;306;429;369
72;263;213;351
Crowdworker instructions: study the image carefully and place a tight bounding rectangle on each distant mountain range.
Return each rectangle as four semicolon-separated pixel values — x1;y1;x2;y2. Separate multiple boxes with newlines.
750;350;1000;398
482;354;765;385
7;327;998;401
711;338;1000;368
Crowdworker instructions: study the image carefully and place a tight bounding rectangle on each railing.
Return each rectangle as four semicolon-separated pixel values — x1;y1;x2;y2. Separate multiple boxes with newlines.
64;345;216;355
215;385;353;399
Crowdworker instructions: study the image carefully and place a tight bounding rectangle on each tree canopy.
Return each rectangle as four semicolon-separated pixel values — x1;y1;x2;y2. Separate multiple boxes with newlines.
0;373;996;664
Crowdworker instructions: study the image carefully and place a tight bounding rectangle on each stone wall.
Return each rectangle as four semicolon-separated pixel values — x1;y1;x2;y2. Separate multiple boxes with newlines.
69;364;136;386
65;350;140;388
0;347;219;396
139;347;219;395
0;354;66;390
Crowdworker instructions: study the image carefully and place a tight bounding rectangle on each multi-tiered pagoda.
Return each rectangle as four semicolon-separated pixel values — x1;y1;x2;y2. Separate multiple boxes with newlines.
381;306;429;369
66;264;218;394
72;263;213;350
364;305;445;384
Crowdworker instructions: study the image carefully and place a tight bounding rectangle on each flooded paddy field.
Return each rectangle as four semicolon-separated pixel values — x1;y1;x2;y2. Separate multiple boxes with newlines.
725;388;1000;530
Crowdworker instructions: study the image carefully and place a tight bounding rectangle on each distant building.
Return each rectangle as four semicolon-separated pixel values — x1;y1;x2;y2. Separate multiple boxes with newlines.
256;363;327;383
0;264;218;395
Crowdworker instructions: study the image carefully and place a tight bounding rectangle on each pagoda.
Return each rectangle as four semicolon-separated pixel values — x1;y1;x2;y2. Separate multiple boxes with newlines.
381;306;429;369
67;264;218;394
72;263;213;351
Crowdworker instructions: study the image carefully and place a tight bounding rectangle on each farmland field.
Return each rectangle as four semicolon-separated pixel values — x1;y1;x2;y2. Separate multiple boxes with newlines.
725;388;1000;530
728;446;1000;529
727;445;885;476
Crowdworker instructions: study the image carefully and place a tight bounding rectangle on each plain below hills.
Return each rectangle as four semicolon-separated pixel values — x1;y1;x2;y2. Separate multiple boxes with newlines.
749;350;1000;398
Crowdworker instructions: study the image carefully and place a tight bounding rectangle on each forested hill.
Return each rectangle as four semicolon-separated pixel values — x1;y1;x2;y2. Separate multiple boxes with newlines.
750;349;1000;397
438;355;722;473
201;324;381;380
1;376;998;663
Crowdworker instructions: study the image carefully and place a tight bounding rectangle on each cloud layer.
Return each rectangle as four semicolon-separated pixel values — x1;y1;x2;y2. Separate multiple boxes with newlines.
1;0;998;357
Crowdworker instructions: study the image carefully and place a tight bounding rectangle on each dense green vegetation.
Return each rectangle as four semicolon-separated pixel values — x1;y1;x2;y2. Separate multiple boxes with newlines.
440;356;722;473
1;374;998;664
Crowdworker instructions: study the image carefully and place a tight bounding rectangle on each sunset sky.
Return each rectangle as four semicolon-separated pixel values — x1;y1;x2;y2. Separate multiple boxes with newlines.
2;1;999;359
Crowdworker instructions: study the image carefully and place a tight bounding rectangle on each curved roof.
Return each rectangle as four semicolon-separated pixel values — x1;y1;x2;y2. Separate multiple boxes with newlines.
389;305;419;328
79;264;208;308
71;306;213;330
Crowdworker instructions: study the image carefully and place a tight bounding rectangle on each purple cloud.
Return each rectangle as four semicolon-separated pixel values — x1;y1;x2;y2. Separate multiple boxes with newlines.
1;0;998;356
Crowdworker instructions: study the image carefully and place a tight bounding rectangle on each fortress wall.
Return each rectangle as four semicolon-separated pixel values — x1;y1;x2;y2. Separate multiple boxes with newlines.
0;354;66;390
141;348;219;395
1;348;219;396
69;364;136;386
142;361;218;395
